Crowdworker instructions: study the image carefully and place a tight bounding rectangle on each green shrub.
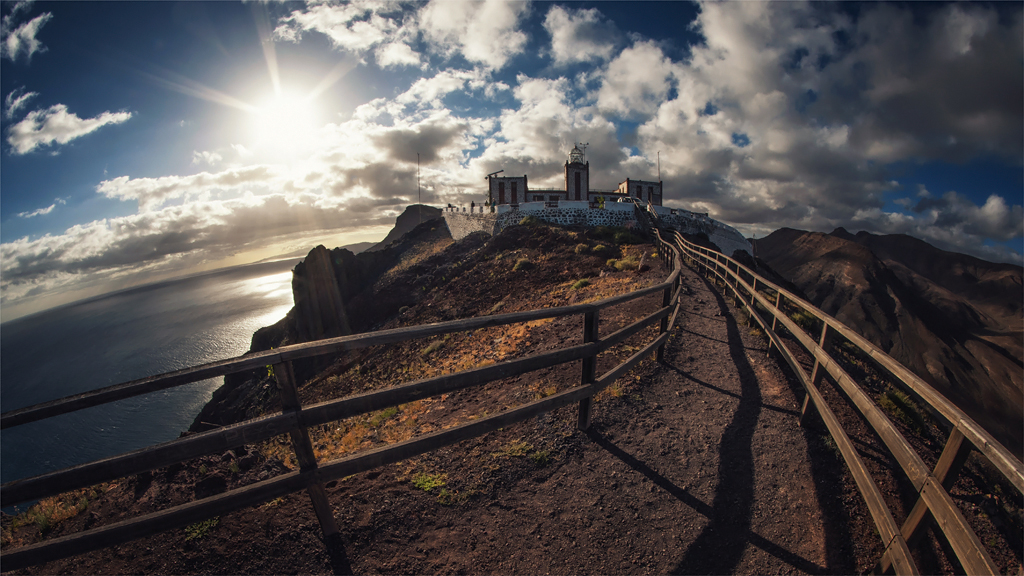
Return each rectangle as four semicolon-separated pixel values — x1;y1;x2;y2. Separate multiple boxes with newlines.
519;215;541;226
878;388;927;434
513;258;534;271
421;340;444;356
529;450;550;467
571;279;590;290
591;244;608;255
606;256;640;271
789;309;818;333
614;231;642;245
185;517;219;541
411;473;447;492
369;406;399;428
574;243;590;255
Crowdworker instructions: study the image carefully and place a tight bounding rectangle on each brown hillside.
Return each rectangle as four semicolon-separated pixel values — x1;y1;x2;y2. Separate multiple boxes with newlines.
754;228;1024;458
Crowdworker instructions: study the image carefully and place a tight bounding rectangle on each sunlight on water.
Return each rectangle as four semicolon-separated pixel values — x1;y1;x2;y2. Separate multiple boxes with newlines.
0;260;300;498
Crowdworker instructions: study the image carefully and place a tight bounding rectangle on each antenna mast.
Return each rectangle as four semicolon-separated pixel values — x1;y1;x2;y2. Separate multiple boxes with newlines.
417;152;421;224
658;151;661;181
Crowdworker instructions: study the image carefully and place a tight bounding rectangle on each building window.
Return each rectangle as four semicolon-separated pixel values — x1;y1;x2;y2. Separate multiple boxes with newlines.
511;181;518;203
498;182;505;204
648;186;653;201
636;185;642;197
574;172;581;200
533;195;544;201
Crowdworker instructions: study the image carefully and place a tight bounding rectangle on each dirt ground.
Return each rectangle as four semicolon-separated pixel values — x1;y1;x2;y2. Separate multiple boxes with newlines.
3;226;1020;575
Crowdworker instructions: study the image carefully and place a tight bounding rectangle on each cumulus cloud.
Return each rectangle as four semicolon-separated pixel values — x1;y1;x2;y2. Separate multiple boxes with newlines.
16;197;64;219
544;6;620;65
6;104;132;155
418;0;528;70
597;41;678;119
1;3;51;62
623;1;1022;262
4;86;37;119
97;165;276;211
191;150;223;166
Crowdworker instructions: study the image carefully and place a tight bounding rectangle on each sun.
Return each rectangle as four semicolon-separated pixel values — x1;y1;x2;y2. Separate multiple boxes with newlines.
249;89;321;155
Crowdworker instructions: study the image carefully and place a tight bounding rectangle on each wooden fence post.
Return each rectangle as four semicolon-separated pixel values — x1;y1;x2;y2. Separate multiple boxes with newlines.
877;427;974;574
767;291;782;356
578;309;599;430
657;282;671;362
799;324;833;427
273;361;340;536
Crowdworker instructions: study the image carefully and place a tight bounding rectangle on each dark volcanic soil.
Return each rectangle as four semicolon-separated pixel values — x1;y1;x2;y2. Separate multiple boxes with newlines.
4;224;1020;575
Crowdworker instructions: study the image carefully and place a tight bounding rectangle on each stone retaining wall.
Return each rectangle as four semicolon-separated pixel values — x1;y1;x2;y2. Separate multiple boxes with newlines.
443;203;752;258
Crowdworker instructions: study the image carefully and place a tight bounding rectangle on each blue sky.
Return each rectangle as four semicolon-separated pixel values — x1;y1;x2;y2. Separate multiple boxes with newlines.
1;1;1021;320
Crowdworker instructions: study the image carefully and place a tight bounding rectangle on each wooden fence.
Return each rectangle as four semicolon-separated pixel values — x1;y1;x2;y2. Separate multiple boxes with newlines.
0;232;684;571
672;230;1024;575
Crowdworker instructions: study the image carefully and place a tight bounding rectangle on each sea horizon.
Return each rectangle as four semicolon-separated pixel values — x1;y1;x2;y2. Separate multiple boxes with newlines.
1;257;301;505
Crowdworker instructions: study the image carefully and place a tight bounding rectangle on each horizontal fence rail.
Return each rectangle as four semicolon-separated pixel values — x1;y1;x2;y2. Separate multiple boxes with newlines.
0;232;684;570
672;230;1023;576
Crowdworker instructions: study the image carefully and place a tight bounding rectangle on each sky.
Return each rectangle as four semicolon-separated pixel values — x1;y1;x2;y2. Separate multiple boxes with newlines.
1;1;1022;321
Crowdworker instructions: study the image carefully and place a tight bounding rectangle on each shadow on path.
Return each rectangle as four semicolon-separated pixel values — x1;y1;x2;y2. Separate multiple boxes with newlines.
324;533;354;575
661;361;800;418
668;274;763;574
587;430;825;573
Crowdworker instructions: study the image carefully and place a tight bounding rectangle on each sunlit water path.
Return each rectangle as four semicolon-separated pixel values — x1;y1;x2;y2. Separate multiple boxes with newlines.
1;259;299;507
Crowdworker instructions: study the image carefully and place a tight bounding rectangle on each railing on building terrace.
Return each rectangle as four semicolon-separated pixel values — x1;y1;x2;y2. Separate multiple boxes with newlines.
0;233;685;570
671;229;1023;575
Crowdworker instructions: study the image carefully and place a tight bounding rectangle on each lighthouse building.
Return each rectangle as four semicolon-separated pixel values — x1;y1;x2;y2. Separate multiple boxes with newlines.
487;145;662;207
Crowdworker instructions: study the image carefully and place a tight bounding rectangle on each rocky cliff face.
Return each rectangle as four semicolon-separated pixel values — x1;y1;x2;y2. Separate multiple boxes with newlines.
190;209;451;432
292;245;351;342
755;227;1023;456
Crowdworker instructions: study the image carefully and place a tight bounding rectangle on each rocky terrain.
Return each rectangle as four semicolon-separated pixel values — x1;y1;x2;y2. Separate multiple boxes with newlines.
2;216;1021;574
754;228;1023;458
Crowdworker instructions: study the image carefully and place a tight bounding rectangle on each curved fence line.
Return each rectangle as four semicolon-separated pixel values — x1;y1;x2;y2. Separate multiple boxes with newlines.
671;230;1022;576
0;233;684;571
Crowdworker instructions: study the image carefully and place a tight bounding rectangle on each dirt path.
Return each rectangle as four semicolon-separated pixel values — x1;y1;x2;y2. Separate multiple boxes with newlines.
11;256;864;575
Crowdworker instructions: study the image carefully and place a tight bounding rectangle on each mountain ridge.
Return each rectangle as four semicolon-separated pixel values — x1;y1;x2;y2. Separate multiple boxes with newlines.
755;227;1023;457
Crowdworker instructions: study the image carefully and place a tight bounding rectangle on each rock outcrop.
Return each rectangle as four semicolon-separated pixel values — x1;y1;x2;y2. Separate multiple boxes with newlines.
292;245;351;342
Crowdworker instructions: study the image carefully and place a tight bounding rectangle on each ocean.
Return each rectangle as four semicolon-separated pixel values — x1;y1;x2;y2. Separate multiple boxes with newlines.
0;259;299;504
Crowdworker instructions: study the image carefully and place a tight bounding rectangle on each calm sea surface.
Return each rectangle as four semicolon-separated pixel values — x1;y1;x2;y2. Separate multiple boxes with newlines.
0;259;299;500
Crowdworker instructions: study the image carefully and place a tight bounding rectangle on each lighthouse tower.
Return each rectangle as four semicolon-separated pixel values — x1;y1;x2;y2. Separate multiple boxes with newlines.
564;145;589;201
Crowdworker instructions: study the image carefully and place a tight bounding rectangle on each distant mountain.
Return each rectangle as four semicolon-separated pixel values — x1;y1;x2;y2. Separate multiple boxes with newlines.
754;228;1023;456
341;241;376;255
366;204;443;252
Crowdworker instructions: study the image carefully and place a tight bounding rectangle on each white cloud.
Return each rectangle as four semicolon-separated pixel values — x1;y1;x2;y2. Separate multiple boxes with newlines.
97;165;276;211
6;104;132;155
544;6;620;65
16;198;64;219
231;143;253;158
4;86;37;119
191;150;223;166
596;41;678;119
418;0;528;70
275;1;409;66
1;8;51;62
375;41;420;68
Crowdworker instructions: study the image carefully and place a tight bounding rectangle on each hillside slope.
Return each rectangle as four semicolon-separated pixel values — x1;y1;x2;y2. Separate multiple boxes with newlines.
754;228;1023;456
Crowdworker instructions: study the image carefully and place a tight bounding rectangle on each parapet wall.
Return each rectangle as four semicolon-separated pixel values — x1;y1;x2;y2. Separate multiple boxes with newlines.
444;202;637;241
